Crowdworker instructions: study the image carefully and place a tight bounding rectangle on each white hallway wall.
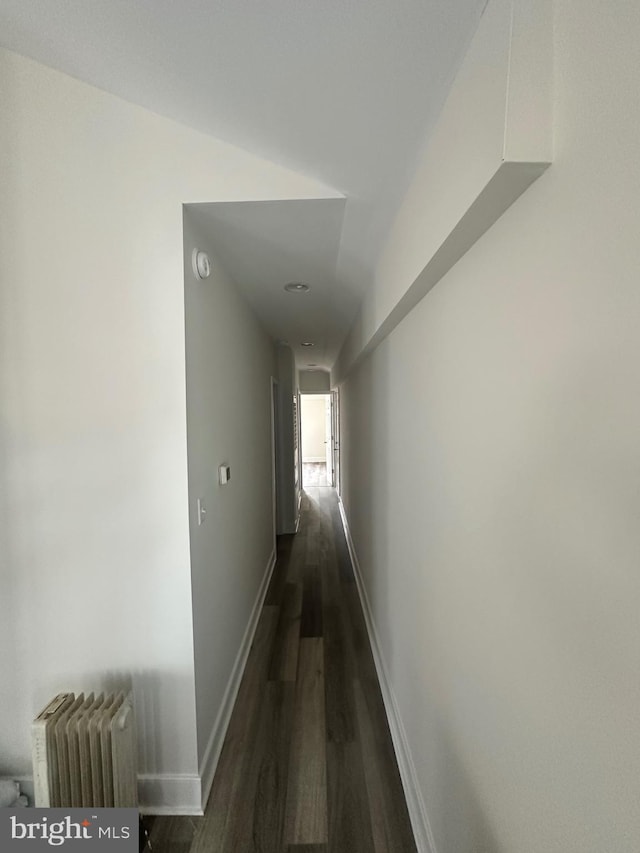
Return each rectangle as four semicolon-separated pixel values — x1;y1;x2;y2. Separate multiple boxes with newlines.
339;1;640;851
183;210;277;804
276;345;300;535
0;47;340;809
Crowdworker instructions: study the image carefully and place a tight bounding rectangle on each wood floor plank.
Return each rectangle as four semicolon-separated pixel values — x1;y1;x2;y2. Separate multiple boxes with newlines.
304;495;321;565
353;679;417;853
191;606;280;853
223;680;295;853
265;534;294;606
326;740;376;853
323;604;356;743
268;582;302;681
250;682;296;853
287;846;327;852
318;543;341;611
191;679;293;853
288;846;327;852
300;564;323;638
321;490;354;584
284;638;328;846
147;815;201;853
241;605;281;693
286;523;307;585
341;582;379;684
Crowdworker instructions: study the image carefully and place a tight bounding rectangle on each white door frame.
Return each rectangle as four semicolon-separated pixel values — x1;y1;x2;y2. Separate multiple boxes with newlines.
331;388;340;495
324;393;333;483
270;377;279;546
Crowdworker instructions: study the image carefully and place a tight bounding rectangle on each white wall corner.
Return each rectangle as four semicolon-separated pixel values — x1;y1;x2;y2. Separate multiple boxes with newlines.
337;498;437;853
197;547;277;813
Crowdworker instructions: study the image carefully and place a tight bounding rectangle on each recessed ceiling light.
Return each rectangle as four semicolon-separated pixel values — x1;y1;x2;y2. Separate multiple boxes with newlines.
284;282;310;293
300;342;314;347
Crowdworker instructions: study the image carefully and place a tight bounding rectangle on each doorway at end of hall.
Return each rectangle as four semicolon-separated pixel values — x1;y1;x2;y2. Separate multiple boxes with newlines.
300;393;334;489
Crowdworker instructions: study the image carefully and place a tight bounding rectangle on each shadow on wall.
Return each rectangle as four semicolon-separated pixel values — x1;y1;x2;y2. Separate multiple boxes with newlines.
31;668;182;780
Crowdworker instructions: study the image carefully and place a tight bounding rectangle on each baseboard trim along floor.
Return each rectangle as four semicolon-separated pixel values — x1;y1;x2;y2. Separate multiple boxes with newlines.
138;774;203;816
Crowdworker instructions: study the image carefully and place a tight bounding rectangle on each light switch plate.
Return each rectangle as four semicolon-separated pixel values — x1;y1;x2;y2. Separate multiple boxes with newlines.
197;498;206;525
218;465;231;485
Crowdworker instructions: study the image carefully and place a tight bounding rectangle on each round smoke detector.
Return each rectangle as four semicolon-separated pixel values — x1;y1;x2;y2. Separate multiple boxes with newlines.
192;249;211;280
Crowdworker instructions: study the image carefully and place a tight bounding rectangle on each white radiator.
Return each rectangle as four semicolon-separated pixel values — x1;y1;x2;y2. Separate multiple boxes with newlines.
32;691;137;808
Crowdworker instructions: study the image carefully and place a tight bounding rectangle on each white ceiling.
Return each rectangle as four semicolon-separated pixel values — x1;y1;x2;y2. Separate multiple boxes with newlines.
188;199;349;368
0;0;484;368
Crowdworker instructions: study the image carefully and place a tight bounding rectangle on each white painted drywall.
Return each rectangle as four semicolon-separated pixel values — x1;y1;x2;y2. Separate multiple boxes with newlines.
0;47;339;809
183;210;276;777
300;396;327;462
339;1;640;851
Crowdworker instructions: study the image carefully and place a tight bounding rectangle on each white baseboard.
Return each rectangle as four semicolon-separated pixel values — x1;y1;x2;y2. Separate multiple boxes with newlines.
138;774;202;815
18;771;203;815
198;546;277;812
337;498;437;853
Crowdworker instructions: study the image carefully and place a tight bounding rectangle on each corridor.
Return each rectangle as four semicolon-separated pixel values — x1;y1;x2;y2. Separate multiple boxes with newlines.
148;487;417;853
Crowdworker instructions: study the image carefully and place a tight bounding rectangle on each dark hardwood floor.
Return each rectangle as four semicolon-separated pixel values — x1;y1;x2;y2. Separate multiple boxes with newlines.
148;488;417;853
